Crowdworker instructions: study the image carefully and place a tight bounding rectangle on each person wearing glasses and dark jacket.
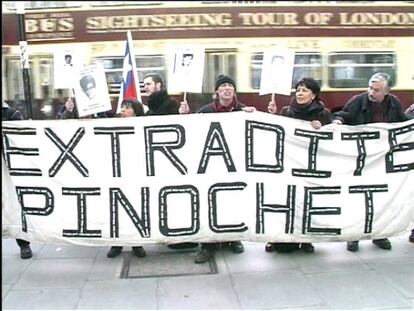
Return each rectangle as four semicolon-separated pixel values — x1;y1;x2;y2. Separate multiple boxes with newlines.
332;72;413;252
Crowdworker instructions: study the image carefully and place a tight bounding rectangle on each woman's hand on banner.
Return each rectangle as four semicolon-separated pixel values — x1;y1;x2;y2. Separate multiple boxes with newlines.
311;120;322;129
242;106;256;113
332;119;343;125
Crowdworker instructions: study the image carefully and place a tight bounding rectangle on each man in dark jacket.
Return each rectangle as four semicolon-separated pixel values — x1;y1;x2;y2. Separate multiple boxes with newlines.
333;72;412;252
141;73;198;251
143;73;180;115
333;73;411;125
2;102;33;259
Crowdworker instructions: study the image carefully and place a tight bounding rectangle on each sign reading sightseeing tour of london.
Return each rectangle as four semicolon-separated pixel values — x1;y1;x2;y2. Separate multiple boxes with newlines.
2;5;412;43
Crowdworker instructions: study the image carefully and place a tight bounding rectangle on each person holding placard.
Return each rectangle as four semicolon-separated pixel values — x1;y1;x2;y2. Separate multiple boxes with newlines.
267;77;332;254
179;74;255;263
56;97;78;119
118;98;145;117
143;73;180;115
143;73;199;251
333;72;412;252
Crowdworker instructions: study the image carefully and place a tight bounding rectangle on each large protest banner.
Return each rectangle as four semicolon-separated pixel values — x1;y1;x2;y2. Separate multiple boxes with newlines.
2;113;413;246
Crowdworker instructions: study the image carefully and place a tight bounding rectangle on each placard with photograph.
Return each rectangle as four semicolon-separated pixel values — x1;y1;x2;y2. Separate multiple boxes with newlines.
259;48;295;96
167;45;205;93
73;64;112;117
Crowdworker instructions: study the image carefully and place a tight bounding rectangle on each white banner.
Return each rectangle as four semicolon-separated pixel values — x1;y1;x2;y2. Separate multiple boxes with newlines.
2;113;414;246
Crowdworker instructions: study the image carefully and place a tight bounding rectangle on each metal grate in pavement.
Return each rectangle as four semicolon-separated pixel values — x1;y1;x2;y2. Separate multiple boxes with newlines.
120;249;217;279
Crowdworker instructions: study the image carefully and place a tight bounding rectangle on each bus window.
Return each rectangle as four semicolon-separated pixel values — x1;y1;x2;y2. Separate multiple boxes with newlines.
203;51;236;93
250;53;263;89
292;53;322;87
250;52;322;89
97;55;166;95
5;58;24;102
328;52;396;88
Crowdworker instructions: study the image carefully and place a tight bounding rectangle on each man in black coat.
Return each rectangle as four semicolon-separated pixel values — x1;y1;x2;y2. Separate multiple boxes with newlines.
140;73;198;251
143;73;180;115
2;102;33;259
333;73;411;125
333;72;413;252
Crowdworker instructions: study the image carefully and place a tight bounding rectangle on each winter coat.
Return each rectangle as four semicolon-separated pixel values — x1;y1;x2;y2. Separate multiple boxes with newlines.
2;107;23;121
271;98;331;253
146;90;179;115
334;92;411;125
280;99;332;125
197;97;245;113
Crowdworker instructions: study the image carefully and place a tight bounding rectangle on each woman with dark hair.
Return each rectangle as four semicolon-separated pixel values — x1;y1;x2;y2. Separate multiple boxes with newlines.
107;98;146;259
273;77;332;128
119;98;145;117
56;97;78;119
267;77;332;254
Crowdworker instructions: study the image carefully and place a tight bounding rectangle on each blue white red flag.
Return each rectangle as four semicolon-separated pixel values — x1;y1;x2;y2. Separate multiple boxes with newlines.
117;31;142;113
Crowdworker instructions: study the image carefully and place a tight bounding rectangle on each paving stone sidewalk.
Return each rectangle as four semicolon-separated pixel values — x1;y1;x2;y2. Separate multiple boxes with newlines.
2;234;413;310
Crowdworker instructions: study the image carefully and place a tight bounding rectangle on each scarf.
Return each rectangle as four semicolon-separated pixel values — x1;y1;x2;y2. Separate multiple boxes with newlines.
289;99;324;119
212;97;238;112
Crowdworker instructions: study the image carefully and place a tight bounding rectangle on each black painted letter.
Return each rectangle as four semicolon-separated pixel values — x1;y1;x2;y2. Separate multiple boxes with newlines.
386;123;414;173
245;120;285;173
94;127;135;177
292;129;333;178
144;125;187;176
62;187;102;238
208;182;248;233
159;185;200;236
16;186;54;232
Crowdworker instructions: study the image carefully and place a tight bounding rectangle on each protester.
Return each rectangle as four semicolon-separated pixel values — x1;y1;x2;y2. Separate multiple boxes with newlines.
118;98;145;117
2;101;33;259
267;77;332;254
52;89;66;117
405;103;414;243
107;99;147;259
143;73;198;250
143;73;180;115
57;96;109;119
179;74;255;263
56;96;134;257
56;97;78;119
333;72;412;252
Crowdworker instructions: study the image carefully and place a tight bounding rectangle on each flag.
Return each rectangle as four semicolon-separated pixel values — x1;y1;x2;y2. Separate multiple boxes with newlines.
117;31;142;113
